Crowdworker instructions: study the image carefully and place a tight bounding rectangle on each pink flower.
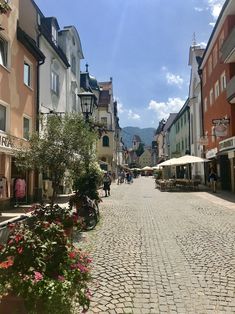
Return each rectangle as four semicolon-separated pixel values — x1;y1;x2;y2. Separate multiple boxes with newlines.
17;247;23;254
34;271;43;282
0;257;14;269
69;251;76;259
58;275;65;282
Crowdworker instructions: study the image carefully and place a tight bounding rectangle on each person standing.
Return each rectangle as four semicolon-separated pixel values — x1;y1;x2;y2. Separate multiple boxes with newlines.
209;168;217;193
103;173;111;197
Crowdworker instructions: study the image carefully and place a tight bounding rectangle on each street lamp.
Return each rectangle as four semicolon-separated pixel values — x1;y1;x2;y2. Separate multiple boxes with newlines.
78;91;97;123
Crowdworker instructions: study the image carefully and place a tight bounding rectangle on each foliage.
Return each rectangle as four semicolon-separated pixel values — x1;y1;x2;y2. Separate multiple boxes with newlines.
135;142;145;157
0;221;91;313
72;162;103;202
30;204;83;230
0;0;11;14
14;113;97;204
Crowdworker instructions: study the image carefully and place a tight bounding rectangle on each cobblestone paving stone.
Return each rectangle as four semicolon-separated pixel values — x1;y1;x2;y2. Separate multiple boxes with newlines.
76;177;235;314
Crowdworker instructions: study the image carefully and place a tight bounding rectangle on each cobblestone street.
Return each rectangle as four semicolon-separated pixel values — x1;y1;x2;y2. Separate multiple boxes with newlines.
80;177;235;314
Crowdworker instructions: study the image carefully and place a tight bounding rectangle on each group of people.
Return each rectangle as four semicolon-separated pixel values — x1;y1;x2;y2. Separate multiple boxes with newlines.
102;169;135;197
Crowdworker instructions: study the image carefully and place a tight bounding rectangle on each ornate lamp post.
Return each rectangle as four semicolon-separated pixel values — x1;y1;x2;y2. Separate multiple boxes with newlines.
78;91;97;123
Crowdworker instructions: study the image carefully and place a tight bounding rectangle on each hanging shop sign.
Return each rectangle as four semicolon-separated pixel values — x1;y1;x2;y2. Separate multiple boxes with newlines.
212;118;230;125
212;118;230;137
206;147;218;159
197;136;208;146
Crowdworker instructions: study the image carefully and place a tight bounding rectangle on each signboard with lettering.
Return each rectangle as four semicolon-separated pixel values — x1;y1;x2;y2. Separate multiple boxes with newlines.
212;118;230;125
0;134;12;149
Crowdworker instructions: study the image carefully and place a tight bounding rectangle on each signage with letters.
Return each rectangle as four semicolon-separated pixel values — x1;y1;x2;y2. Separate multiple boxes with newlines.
212;118;230;125
0;134;12;149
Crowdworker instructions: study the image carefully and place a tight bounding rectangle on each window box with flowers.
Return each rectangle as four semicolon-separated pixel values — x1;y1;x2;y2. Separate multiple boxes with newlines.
0;219;92;313
0;0;11;15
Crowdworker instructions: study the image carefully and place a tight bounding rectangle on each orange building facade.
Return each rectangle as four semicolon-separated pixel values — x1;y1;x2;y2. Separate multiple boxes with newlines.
0;0;44;208
201;1;235;192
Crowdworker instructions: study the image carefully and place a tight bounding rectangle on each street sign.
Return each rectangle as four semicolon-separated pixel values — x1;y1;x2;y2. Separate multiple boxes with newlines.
212;118;230;125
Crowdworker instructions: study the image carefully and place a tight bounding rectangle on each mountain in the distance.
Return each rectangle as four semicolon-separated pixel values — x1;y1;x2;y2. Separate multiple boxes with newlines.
121;127;156;148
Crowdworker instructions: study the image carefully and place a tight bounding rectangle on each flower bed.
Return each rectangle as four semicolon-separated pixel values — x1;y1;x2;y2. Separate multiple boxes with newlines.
0;207;92;313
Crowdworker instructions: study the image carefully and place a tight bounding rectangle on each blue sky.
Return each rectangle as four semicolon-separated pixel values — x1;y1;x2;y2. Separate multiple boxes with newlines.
34;0;225;128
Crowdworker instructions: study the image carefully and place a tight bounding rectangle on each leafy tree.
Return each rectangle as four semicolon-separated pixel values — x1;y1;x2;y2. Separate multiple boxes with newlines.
14;113;98;205
135;142;145;157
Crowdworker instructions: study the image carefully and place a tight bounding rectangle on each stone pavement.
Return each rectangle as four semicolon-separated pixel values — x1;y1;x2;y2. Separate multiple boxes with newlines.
77;177;235;314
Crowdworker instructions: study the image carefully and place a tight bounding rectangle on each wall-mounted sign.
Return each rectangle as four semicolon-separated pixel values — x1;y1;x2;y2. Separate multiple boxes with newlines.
219;136;235;152
0;134;12;149
212;118;230;125
214;124;228;137
206;147;218;159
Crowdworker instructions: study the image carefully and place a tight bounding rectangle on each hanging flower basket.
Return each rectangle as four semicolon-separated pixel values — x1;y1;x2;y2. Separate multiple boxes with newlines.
0;0;11;15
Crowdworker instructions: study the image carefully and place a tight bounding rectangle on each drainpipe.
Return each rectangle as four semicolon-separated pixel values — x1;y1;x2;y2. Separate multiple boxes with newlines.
36;32;45;131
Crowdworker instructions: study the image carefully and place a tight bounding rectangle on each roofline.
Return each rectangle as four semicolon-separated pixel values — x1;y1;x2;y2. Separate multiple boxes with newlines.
200;0;230;69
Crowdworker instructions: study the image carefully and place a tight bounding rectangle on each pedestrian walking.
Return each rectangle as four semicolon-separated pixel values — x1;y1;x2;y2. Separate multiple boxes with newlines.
209;168;217;193
103;172;111;197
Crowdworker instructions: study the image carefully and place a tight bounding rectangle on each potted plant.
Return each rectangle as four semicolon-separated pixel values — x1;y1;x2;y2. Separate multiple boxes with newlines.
0;220;91;313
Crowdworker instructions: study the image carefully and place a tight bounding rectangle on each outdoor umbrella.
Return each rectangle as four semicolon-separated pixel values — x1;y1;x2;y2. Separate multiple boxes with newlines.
172;155;208;165
141;166;153;171
152;165;162;170
158;158;179;166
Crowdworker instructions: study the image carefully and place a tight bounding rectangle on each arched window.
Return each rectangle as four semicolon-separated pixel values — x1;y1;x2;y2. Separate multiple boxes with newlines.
102;135;109;147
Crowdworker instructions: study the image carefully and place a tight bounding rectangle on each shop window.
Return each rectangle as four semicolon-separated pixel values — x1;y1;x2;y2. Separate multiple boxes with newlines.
0;104;6;132
102;135;109;147
0;36;8;68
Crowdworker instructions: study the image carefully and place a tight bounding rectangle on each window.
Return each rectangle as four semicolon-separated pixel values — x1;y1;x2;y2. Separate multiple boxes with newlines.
185;137;187;150
102;135;109;147
204;97;208;112
209;89;214;106
0;37;8;67
184;113;186;124
203;67;207;86
0;104;6;132
213;44;218;67
52;25;57;45
220;72;226;91
51;71;59;95
71;55;76;75
182;140;184;151
208;56;212;76
72;91;76;112
101;117;107;127
23;117;30;140
214;81;220;99
24;62;31;87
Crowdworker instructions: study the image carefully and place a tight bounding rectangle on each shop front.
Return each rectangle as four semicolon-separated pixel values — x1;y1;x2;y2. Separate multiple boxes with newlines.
0;133;34;210
219;136;235;193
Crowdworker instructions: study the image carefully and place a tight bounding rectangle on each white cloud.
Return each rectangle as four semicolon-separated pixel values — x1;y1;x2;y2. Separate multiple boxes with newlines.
166;72;184;88
209;22;216;27
199;41;207;48
207;0;225;19
148;97;185;120
128;110;140;120
194;7;204;12
117;102;124;114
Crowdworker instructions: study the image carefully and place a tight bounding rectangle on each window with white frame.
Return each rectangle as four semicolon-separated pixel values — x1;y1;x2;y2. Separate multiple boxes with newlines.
72;91;76;112
101;117;108;127
208;56;212;76
213;44;218;68
71;55;76;75
0;104;6;132
204;97;208;112
51;71;59;95
220;72;226;91
214;81;220;99
23;116;31;140
52;25;57;45
209;89;214;106
203;67;207;86
0;36;8;68
24;62;31;87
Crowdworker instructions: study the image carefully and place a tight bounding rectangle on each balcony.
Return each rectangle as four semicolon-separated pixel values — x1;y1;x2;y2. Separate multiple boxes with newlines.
221;27;235;63
226;75;235;103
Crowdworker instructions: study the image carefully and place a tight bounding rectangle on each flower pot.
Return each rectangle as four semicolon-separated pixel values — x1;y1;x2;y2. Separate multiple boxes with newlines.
0;293;27;314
